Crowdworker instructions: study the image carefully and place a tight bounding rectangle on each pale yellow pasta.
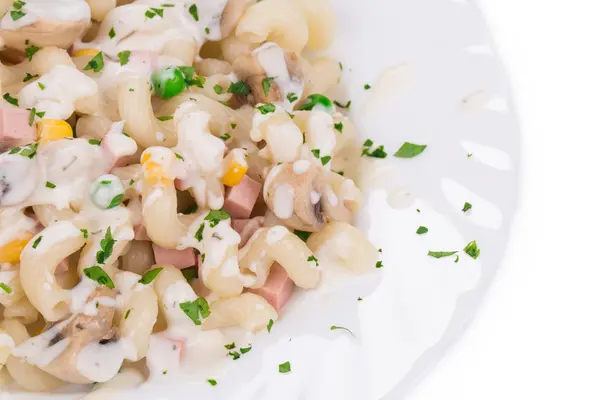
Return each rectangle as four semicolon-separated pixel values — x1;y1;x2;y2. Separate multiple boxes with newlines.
0;366;13;385
239;226;321;289
293;0;336;51
2;297;39;325
0;327;13;369
301;57;341;97
82;368;145;399
86;0;117;21
28;47;77;76
0;265;24;307
75;115;115;141
307;222;379;273
194;59;233;76
118;76;176;148
32;205;76;227
162;39;197;66
203;293;277;332
220;35;258;64
199;74;235;103
0;319;64;392
236;0;309;53
20;221;86;321
152;265;201;328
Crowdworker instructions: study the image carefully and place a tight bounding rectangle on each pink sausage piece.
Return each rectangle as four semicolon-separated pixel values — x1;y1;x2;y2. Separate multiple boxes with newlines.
223;175;262;219
0;108;37;152
152;244;196;269
231;217;265;247
248;262;294;312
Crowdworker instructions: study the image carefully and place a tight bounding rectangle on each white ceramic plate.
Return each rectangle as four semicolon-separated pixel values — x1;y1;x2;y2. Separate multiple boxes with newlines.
5;0;519;398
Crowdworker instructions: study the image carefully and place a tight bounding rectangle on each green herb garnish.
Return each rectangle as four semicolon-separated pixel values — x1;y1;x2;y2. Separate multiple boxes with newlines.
84;266;115;288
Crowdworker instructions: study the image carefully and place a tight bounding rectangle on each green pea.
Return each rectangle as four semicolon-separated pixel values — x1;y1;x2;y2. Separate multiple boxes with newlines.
298;94;333;113
152;66;186;99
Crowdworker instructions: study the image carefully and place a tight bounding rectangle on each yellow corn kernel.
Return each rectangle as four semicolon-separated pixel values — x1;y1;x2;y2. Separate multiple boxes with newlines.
73;48;100;58
0;234;34;264
141;160;168;186
37;119;73;144
222;161;248;187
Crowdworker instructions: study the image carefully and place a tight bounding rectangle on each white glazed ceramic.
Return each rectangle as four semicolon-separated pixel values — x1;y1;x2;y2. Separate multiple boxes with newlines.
4;0;519;399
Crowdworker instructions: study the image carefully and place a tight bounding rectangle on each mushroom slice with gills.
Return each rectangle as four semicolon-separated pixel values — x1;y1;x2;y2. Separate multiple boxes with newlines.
263;162;353;232
15;287;120;384
232;42;303;106
220;0;252;38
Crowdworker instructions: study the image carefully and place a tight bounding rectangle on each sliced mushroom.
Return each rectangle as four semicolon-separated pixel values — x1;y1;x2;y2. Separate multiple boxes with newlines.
220;0;252;38
1;19;90;52
232;42;303;105
263;161;353;232
35;287;117;384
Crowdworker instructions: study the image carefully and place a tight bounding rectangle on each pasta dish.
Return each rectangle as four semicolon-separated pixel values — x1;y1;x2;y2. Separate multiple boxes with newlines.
0;0;380;395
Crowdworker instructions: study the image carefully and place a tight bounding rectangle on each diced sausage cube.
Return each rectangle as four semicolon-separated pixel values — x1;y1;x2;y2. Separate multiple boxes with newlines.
248;262;294;312
231;217;264;247
152;244;196;269
223;175;262;219
0;108;37;152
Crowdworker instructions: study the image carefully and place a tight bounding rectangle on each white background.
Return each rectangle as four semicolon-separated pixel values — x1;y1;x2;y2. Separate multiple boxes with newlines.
409;1;600;399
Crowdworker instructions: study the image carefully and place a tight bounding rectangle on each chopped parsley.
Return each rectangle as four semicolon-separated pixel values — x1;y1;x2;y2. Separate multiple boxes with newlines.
96;227;115;264
204;210;230;228
339;62;343;70
228;351;241;360
83;52;105;73
357;297;363;301
416;226;428;235
231;123;237;129
428;250;458;259
279;361;291;373
10;10;25;21
3;93;18;107
23;72;39;82
27;107;44;125
364;84;372;90
286;92;298;103
205;27;210;35
84;266;115;288
307;255;319;266
262;77;274;96
45;181;56;189
32;236;42;249
256;103;276;115
118;50;130;66
174;153;184;161
25;45;40;61
226;81;249;97
179;297;210;325
88;139;101;146
334;122;343;133
161;3;175;6
330;325;356;337
375;261;383;268
0;282;12;294
464;240;480;259
37;82;45;91
157;115;173;121
362;140;387;158
224;342;236;350
219;133;231;141
455;255;460;263
267;318;274;333
181;266;198;283
80;229;88;239
14;142;38;158
162;370;168;375
213;84;223;95
139;267;163;284
334;100;351;109
207;379;217;386
462;202;472;212
194;223;205;241
320;155;331;166
107;194;124;209
188;4;198;21
124;309;132;319
394;142;427;158
311;149;320;158
109;27;116;39
240;345;252;354
467;153;473;158
294;230;311;242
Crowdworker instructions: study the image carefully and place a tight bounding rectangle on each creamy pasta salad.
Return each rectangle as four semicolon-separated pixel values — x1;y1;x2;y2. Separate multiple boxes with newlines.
0;0;380;394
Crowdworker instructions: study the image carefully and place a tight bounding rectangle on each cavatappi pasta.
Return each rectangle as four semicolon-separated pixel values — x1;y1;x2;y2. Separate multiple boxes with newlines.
0;0;379;394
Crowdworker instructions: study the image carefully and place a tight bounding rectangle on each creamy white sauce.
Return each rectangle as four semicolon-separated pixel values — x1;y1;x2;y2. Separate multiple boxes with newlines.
0;0;91;30
0;153;39;207
273;184;294;219
293;159;311;175
0;208;37;247
24;220;81;255
89;175;125;210
76;339;136;382
266;226;288;245
12;319;70;367
0;333;15;349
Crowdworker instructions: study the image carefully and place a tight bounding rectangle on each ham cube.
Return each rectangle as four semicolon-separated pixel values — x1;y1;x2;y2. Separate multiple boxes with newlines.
223;175;262;219
0;108;37;152
152;244;196;269
248;263;294;312
231;217;265;247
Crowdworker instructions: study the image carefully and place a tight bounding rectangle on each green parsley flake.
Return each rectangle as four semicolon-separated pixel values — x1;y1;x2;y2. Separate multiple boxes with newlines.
174;153;184;161
240;345;252;354
205;27;210;35
194;223;205;241
219;133;231;141
88;139;101;146
416;226;428;235
330;325;356;337
96;227;115;264
17;142;38;159
139;267;163;284
256;103;276;115
207;379;217;386
320;155;332;166
311;149;320;159
286;92;298;103
462;202;472;212
118;50;131;66
394;142;427;158
262;77;274;96
204;210;230;228
25;45;40;61
213;84;223;94
3;93;18;107
279;361;291;374
179;297;211;325
357;297;363;301
109;27;116;39
375;261;383;268
307;255;319;266
32;236;42;249
107;194;124;209
80;229;88;239
124;309;132;319
188;4;198;21
464;240;480;259
10;10;25;21
157;115;173;121
37;82;45;91
454;255;460;263
0;282;12;294
181;266;198;283
267;318;274;333
45;181;56;189
224;342;236;350
364;84;372;90
362;140;388;158
228;351;240;360
334;100;351;109
83;52;105;73
428;250;458;259
84;266;115;288
228;81;250;95
23;72;39;82
334;122;343;133
294;230;311;242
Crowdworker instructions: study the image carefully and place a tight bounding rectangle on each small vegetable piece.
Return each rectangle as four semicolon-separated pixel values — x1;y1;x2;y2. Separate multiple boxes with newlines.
262;77;274;96
416;226;428;235
279;361;291;373
428;250;458;259
462;202;472;212
375;261;383;268
188;4;199;21
464;240;480;259
83;52;105;73
107;194;124;209
213;84;223;94
124;309;132;319
179;297;211;325
118;50;131;66
10;10;25;21
307;255;319;266
286;92;298;103
3;93;18;107
38;119;73;144
73;48;100;58
334;100;351;109
221;159;248;187
45;182;56;189
96;227;115;264
267;319;274;333
224;342;236;350
84;266;115;288
240;345;252;354
207;379;217;386
364;84;371;90
32;236;42;249
394;142;427;158
0;283;12;294
334;122;343;133
256;103;276;115
228;351;240;360
109;27;116;39
157;115;173;121
80;229;88;239
228;81;250;95
330;325;356;337
152;66;186;99
25;45;40;61
37;82;45;91
205;210;230;227
194;223;205;241
23;72;39;82
294;230;311;242
298;94;333;112
139;267;163;284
